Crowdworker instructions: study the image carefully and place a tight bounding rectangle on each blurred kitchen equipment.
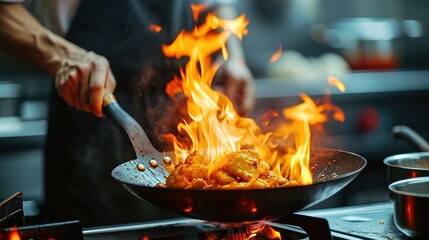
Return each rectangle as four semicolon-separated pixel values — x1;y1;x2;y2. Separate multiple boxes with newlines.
384;125;429;185
326;18;423;70
389;176;429;238
267;50;350;79
384;152;429;186
392;125;429;152
0;192;24;227
0;81;22;117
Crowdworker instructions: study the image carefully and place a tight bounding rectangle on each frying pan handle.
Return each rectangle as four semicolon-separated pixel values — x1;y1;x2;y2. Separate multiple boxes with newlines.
102;93;126;137
392;125;429;152
102;92;160;156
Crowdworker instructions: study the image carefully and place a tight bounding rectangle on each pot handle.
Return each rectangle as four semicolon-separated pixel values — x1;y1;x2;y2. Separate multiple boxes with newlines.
392;125;429;152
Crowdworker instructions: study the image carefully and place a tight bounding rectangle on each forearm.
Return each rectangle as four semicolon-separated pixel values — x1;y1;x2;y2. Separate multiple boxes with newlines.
0;3;86;75
215;4;245;61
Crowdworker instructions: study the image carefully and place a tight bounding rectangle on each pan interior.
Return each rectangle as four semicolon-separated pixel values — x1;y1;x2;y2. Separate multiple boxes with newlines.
112;148;366;189
112;148;366;222
309;149;365;183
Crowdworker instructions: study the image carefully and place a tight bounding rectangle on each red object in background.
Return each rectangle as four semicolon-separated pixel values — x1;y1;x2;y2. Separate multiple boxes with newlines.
348;54;399;70
358;107;380;133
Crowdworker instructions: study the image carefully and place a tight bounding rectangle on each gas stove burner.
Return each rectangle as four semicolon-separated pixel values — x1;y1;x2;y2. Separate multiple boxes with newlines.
0;192;84;240
0;193;330;240
1;221;84;240
81;214;331;240
0;192;410;240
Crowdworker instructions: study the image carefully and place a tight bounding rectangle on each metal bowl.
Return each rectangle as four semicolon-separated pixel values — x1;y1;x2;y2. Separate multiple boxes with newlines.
389;177;429;238
383;152;429;185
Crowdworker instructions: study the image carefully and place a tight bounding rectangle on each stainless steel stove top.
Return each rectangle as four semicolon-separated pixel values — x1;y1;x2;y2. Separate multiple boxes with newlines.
301;202;403;239
82;202;405;240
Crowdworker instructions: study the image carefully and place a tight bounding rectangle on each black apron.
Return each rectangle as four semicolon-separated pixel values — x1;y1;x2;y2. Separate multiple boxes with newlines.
43;0;194;227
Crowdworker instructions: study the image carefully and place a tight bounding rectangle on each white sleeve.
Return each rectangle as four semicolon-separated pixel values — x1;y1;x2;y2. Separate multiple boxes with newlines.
0;0;79;36
198;0;238;5
29;0;80;36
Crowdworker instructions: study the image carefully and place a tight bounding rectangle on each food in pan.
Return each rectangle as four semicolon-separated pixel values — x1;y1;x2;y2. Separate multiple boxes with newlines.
166;150;299;189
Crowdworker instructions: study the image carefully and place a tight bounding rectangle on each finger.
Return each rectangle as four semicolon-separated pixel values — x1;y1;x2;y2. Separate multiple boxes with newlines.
105;68;116;93
226;78;256;116
62;80;76;108
55;65;69;97
77;62;92;113
99;70;117;118
89;57;109;117
239;91;256;116
68;69;84;111
55;66;77;108
239;80;256;116
222;76;237;101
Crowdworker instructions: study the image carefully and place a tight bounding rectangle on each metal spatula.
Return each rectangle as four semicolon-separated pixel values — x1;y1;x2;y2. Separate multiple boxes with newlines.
102;92;170;187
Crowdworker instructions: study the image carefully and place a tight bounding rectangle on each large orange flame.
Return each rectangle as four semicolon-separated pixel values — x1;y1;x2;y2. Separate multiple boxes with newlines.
161;7;344;185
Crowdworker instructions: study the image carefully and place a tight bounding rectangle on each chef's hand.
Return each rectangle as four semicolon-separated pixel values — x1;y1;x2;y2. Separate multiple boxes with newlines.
214;59;256;116
55;51;116;117
0;4;116;117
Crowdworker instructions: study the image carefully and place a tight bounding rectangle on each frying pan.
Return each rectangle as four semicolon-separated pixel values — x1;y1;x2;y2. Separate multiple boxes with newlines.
103;93;367;223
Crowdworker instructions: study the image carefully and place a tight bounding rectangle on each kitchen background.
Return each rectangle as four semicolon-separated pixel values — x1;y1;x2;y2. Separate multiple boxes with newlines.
1;0;429;218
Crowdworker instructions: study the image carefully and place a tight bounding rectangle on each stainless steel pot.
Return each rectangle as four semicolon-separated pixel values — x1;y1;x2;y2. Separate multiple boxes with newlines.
389;177;429;238
384;152;429;185
384;125;429;185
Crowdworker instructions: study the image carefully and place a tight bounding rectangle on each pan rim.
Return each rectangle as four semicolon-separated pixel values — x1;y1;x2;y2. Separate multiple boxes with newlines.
112;148;366;192
389;176;429;198
383;152;429;171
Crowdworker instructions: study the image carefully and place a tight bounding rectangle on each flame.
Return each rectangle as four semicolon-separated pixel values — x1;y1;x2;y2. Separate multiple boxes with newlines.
262;225;282;240
161;6;345;185
190;4;208;21
149;23;162;33
206;232;218;240
270;44;282;63
247;224;281;240
327;75;346;92
8;227;20;240
161;9;250;162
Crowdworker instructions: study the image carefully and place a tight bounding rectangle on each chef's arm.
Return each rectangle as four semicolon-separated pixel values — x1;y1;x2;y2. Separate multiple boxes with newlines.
0;3;83;75
213;3;256;116
0;3;116;117
215;4;245;61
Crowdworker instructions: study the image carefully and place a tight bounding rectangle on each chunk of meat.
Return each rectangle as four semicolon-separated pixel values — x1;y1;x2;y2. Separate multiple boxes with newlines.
166;152;209;189
166;149;295;189
225;150;261;181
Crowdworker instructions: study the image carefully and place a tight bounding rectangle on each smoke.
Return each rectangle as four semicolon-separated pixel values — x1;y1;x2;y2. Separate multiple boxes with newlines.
133;57;190;152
